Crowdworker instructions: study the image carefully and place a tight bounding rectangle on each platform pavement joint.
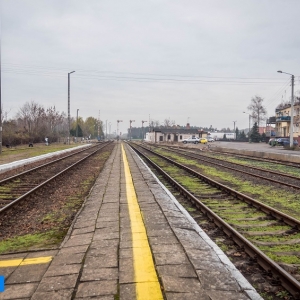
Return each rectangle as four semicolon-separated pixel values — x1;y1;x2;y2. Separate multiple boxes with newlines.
0;143;262;299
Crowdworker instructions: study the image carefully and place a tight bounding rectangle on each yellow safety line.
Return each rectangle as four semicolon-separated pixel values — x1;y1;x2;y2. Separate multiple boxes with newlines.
0;256;53;267
121;145;163;300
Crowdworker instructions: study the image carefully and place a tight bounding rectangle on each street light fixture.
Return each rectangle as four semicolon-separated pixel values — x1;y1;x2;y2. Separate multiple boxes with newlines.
130;120;135;140
243;112;251;143
117;120;123;140
76;109;79;142
277;70;295;147
68;71;75;144
142;120;147;141
233;121;237;140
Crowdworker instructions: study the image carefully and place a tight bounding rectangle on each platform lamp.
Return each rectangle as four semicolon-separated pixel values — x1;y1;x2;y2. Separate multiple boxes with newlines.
243;112;251;142
117;120;123;140
76;109;79;142
130;120;135;140
68;71;75;144
142;120;147;141
277;70;295;147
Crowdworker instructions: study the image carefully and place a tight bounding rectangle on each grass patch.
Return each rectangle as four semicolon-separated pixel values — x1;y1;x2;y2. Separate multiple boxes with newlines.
0;230;65;254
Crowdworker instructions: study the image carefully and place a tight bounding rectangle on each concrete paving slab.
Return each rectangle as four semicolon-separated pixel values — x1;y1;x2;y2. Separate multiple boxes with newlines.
31;289;73;300
197;269;240;291
0;283;38;299
156;264;198;278
50;252;85;265
75;297;114;300
75;280;117;298
71;226;95;236
165;292;210;300
58;245;89;255
80;267;118;282
44;264;82;277
6;264;48;284
160;275;203;293
119;283;136;300
119;257;135;284
84;255;118;269
154;251;190;266
206;290;250;300
36;274;78;292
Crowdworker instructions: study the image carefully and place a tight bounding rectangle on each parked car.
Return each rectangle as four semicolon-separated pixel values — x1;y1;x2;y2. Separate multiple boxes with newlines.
276;138;298;146
182;137;200;144
207;137;215;142
199;138;208;144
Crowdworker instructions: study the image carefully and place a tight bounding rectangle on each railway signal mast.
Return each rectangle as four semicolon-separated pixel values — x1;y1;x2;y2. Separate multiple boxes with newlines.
130;120;135;140
142;120;147;141
117;120;123;140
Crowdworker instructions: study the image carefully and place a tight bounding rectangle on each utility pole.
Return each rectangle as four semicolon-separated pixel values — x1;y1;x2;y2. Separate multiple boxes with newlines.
76;109;79;142
68;71;75;144
233;121;237;140
97;110;100;141
106;120;107;140
142;120;147;141
117;120;123;140
278;71;295;147
130;120;135;140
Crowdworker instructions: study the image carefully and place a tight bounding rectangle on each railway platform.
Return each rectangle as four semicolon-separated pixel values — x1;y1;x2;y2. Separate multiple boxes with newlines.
0;143;262;299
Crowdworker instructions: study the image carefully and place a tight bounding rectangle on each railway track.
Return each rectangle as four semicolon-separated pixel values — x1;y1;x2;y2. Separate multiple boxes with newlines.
129;142;300;298
154;144;300;190
210;147;300;169
0;142;112;213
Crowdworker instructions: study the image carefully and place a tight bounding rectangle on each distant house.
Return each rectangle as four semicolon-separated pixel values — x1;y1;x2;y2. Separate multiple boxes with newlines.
273;100;300;141
145;124;207;143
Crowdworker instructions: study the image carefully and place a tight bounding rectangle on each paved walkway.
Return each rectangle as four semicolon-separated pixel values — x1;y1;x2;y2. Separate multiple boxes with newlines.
0;143;262;299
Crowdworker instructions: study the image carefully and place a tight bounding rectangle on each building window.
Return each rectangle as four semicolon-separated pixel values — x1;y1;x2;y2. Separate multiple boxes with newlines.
159;136;163;141
168;134;171;140
180;135;182;140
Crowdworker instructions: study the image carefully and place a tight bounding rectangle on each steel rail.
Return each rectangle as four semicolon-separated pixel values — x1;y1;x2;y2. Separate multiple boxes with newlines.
0;143;104;185
129;143;300;297
0;142;112;214
135;143;300;228
210;148;300;168
157;145;300;190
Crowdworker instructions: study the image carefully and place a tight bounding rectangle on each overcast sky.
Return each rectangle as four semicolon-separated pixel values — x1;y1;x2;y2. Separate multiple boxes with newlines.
2;0;300;134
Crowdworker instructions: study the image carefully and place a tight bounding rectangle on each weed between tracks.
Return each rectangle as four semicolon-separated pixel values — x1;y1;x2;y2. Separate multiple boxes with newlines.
149;148;300;275
0;148;112;254
155;148;300;221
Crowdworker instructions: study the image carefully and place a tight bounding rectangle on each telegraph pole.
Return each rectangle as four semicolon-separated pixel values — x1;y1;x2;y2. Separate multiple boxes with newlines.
98;111;100;141
142;120;147;141
68;71;75;144
233;121;237;140
130;120;135;140
117;120;123;141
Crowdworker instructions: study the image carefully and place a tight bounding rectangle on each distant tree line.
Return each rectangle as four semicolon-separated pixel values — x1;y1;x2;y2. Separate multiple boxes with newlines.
2;101;104;146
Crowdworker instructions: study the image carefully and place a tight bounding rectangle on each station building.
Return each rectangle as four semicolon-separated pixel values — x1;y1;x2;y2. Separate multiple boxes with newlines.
145;124;208;143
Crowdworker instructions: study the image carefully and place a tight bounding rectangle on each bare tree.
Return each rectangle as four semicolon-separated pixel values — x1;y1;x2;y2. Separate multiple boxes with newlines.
45;106;65;136
163;118;175;127
247;96;267;127
149;120;160;128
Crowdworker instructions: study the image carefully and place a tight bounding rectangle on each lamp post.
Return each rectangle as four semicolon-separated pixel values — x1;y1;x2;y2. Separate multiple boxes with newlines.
130;120;135;140
233;121;237;140
76;109;79;142
243;112;251;142
117;120;123;140
106;120;107;140
277;70;295;147
68;71;75;144
142;120;147;141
